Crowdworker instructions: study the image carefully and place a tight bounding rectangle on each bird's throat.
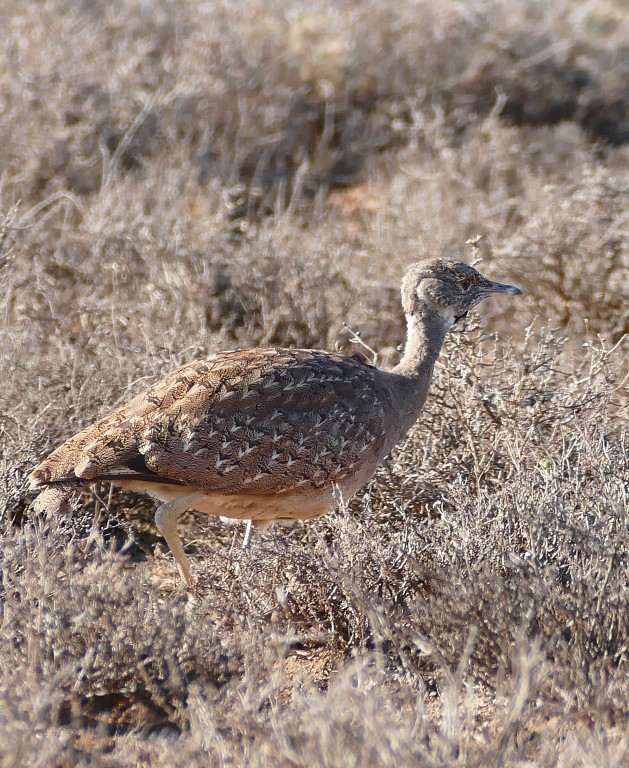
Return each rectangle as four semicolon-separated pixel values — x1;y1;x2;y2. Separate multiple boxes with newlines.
392;310;450;381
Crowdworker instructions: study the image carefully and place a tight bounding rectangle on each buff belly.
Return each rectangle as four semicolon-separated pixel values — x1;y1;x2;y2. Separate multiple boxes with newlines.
113;479;338;522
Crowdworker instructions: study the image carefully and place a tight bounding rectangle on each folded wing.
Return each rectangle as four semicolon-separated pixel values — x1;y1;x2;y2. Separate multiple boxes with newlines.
29;349;388;496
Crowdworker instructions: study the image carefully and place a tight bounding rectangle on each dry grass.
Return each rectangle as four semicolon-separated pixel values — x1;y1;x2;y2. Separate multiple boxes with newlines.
0;0;628;765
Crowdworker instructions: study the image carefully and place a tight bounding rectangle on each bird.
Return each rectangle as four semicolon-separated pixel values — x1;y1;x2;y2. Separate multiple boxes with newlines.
28;259;521;585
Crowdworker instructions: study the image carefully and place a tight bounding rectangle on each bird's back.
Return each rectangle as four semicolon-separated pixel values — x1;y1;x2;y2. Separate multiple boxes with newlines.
29;348;394;497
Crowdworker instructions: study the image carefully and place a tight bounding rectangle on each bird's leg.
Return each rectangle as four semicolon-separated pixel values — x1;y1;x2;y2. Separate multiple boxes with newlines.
242;520;273;549
233;520;272;575
154;493;204;586
242;519;254;549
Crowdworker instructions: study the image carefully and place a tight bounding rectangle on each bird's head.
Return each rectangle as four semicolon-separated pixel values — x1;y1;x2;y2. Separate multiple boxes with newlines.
401;258;522;326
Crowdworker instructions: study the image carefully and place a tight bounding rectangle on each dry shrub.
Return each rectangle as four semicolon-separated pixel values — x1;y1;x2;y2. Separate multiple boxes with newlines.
1;0;628;221
390;318;626;499
500;169;629;341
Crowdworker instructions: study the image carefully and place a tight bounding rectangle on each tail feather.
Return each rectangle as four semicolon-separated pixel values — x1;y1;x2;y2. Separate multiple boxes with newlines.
31;485;77;515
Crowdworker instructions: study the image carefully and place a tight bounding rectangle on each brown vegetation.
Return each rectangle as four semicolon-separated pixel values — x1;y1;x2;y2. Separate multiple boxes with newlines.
0;0;627;765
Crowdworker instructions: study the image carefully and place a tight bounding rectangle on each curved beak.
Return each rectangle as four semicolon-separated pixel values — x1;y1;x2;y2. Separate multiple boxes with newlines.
482;279;522;295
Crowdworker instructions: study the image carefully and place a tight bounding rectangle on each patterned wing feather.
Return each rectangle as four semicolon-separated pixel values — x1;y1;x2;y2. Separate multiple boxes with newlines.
29;349;389;495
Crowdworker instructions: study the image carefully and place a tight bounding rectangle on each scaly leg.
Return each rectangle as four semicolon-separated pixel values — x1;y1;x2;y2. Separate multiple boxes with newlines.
154;493;204;585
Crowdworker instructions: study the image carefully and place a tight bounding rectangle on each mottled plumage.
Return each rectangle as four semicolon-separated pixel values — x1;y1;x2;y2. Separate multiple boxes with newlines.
29;258;521;584
31;349;389;495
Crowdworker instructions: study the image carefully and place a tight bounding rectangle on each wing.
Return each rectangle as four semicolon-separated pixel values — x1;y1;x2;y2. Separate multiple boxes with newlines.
29;348;389;495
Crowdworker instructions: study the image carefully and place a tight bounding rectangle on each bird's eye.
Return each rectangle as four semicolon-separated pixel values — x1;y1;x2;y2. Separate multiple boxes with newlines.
459;276;473;291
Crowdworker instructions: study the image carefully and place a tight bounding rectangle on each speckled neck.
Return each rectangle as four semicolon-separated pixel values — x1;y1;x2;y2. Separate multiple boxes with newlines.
392;307;451;380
